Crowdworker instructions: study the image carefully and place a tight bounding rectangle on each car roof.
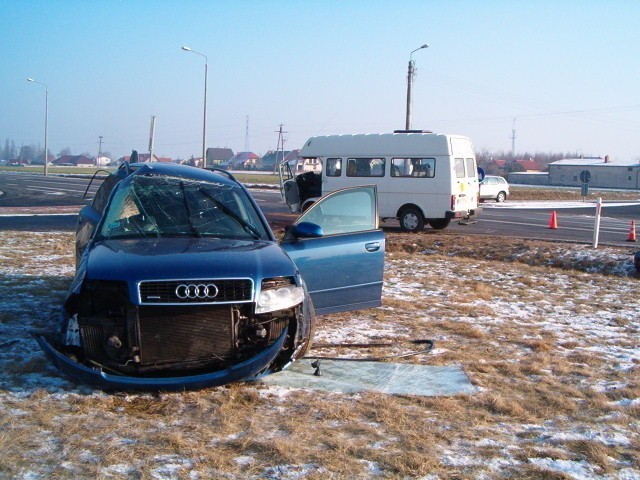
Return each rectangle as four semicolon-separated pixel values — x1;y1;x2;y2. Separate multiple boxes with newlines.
126;162;239;187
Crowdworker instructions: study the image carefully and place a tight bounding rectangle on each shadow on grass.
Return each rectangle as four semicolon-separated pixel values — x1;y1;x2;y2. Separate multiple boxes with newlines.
0;273;92;394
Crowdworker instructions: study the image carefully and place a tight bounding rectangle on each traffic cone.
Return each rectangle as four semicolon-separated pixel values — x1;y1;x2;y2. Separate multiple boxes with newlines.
549;211;558;229
627;220;637;242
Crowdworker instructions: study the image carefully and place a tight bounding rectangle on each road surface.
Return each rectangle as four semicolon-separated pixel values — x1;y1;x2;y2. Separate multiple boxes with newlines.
2;172;640;247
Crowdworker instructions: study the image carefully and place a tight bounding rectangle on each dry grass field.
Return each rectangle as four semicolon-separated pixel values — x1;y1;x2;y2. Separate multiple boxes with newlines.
0;230;638;479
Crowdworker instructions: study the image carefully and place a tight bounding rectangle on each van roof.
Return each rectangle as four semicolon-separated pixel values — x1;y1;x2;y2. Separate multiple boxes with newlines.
298;133;473;158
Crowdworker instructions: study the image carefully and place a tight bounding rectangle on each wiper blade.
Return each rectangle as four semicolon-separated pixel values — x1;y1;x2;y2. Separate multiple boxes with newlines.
180;181;201;237
198;188;262;239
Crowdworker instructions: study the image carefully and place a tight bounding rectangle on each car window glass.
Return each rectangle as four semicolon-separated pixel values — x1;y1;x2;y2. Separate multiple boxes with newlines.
465;158;476;178
346;158;385;177
98;176;268;240
454;158;465;178
391;158;435;178
326;158;342;177
296;187;376;235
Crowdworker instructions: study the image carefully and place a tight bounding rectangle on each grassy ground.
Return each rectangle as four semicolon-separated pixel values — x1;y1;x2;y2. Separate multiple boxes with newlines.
509;186;640;202
0;231;638;478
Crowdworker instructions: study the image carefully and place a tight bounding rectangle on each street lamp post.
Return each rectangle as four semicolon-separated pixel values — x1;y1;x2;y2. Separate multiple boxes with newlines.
182;46;208;167
405;44;429;131
27;77;49;176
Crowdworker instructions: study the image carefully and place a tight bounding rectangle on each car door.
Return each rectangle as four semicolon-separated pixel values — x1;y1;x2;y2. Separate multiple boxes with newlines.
280;185;384;315
75;171;125;267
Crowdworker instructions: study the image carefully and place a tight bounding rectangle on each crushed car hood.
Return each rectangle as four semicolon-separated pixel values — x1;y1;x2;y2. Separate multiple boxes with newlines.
86;238;296;285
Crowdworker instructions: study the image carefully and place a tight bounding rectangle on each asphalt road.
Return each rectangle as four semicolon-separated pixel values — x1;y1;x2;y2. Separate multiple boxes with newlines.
2;172;640;247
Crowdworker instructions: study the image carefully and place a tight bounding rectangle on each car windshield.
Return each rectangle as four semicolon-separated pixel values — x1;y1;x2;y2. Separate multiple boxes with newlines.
97;175;269;240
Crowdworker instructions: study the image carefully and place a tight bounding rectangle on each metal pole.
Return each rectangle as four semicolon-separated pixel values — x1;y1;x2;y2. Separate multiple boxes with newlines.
44;87;48;176
405;60;414;130
181;46;208;168
404;44;428;131
203;61;207;167
98;135;103;167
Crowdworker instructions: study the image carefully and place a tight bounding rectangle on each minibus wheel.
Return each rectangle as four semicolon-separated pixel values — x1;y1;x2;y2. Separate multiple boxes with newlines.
399;208;424;233
428;218;451;230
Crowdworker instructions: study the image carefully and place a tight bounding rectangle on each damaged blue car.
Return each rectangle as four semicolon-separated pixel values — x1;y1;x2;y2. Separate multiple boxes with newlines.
33;161;384;391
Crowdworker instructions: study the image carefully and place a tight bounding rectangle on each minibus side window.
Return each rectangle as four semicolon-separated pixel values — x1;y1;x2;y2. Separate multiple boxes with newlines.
391;158;435;178
326;158;342;177
454;158;466;178
465;158;476;178
346;158;385;177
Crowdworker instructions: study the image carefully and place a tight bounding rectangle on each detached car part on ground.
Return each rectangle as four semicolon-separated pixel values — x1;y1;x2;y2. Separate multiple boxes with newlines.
33;161;384;391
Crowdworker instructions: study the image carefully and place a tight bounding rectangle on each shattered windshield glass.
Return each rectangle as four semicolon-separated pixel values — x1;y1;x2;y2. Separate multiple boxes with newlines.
98;175;268;240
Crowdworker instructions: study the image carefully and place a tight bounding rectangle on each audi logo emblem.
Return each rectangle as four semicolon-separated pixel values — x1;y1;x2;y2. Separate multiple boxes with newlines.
175;283;219;300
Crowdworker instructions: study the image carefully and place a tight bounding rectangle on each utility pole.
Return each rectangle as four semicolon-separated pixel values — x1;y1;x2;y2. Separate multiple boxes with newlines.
98;136;103;166
245;115;250;152
405;44;429;130
510;118;516;158
148;115;156;161
275;124;287;173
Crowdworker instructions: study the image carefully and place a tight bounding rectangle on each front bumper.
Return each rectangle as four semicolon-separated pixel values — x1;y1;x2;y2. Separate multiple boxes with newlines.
32;329;287;392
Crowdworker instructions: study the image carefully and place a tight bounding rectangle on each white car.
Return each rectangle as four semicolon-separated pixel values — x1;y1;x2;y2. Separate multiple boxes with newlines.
479;175;509;202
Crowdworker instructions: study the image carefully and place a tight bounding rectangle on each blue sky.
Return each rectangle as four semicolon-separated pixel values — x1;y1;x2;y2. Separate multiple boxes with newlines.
2;0;639;161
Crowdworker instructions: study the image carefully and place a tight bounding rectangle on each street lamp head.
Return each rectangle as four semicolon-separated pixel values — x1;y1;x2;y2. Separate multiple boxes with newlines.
411;44;430;57
181;46;192;52
27;77;35;82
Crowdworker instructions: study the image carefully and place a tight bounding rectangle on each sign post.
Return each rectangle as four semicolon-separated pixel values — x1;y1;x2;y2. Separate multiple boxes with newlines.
580;169;591;202
593;197;602;248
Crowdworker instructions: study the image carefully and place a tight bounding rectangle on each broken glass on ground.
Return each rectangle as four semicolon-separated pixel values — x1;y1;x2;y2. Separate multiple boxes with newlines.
260;359;476;396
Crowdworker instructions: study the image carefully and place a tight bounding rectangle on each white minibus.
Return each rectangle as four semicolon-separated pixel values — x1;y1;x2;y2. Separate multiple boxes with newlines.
280;132;481;232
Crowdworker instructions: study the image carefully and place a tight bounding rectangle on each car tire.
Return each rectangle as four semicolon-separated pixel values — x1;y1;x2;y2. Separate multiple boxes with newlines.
428;218;451;230
496;191;506;203
399;208;424;233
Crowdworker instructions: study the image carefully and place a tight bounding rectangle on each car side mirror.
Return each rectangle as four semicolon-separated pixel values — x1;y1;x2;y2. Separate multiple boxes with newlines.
78;205;101;227
289;222;323;239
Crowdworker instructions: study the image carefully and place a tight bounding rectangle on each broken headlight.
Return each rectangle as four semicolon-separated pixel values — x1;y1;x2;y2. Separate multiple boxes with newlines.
255;277;304;314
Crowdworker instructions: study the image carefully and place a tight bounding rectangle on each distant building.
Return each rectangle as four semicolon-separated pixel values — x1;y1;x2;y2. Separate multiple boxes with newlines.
286;150;321;174
228;152;260;170
118;153;173;164
548;156;640;189
260;150;292;172
184;157;205;168
206;147;234;167
54;155;95;167
516;159;541;172
485;159;541;175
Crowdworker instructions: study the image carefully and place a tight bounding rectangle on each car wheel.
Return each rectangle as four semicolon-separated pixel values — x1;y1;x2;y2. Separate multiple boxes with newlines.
428;218;451;230
399;208;424;233
496;191;506;203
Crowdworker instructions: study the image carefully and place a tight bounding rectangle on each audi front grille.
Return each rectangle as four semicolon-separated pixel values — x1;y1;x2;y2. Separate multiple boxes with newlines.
137;305;235;366
138;278;253;305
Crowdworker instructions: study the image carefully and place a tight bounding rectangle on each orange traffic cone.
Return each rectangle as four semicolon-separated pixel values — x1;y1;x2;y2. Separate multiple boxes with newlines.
549;211;558;229
627;220;637;242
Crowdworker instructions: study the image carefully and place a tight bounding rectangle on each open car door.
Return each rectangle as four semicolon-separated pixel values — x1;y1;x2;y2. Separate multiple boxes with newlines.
280;185;384;315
